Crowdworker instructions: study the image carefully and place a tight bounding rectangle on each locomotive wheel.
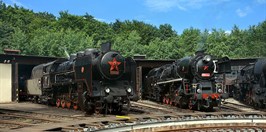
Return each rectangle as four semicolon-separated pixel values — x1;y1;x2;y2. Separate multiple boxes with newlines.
61;100;66;109
173;101;178;106
112;104;123;114
95;108;101;114
117;105;123;114
56;99;61;108
259;102;265;108
169;99;173;105
126;101;131;115
206;106;214;112
104;103;108;116
163;97;166;104
188;100;194;110
95;102;102;114
66;101;71;109
73;102;78;110
166;98;170;105
179;97;188;109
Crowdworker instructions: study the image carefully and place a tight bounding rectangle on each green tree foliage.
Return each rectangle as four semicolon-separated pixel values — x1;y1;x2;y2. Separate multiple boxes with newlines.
28;29;94;57
226;25;246;58
245;22;266;57
10;28;27;54
145;36;180;59
158;24;177;40
0;1;265;59
0;22;14;53
204;29;230;57
111;20;159;45
179;27;201;56
113;30;142;57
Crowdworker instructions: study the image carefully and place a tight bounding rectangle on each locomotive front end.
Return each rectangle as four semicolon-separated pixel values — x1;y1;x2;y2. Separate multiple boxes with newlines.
189;54;222;110
190;81;223;110
99;51;134;97
89;49;136;114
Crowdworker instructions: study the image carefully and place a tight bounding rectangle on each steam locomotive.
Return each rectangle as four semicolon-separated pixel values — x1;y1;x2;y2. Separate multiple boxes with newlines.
26;43;138;114
144;51;231;111
233;59;266;108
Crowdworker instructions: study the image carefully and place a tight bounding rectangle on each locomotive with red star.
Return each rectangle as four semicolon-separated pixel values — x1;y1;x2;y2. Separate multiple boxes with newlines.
26;43;138;114
144;51;231;111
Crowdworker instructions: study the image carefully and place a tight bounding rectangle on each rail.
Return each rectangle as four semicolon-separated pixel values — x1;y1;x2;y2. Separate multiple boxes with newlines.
45;112;266;132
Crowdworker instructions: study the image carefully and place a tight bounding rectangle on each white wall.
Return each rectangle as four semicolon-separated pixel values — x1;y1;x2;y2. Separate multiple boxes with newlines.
0;64;12;103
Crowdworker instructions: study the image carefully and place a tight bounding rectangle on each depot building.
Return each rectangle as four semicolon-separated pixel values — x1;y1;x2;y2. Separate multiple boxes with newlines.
0;49;58;103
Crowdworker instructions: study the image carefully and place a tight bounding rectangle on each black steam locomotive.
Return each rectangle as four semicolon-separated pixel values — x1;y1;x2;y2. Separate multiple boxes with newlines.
233;59;266;108
26;43;138;114
144;51;231;111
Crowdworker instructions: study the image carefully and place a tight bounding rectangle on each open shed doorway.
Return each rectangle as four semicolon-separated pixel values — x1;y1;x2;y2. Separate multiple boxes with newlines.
18;64;35;101
141;67;154;99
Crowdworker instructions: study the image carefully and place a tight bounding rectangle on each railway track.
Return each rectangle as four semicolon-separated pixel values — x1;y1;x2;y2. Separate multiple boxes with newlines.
157;124;266;132
223;100;266;112
1;100;264;131
0;108;86;131
132;100;252;114
131;101;181;114
43;112;266;132
131;100;207;114
0;103;145;131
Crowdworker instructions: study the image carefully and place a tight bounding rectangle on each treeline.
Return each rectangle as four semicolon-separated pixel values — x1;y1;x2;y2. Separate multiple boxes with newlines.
0;2;265;59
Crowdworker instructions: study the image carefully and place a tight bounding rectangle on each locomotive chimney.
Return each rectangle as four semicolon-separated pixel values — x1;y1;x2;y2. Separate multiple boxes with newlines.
101;43;111;53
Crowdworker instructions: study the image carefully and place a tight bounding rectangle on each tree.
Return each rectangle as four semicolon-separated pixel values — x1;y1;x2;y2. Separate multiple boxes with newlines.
111;20;159;45
245;21;266;57
28;28;94;56
144;36;180;59
204;29;230;57
159;24;177;40
0;22;14;53
179;27;201;56
10;28;27;54
113;30;142;57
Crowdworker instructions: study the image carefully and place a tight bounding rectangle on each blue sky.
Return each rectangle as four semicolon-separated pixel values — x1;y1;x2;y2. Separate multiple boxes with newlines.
2;0;266;33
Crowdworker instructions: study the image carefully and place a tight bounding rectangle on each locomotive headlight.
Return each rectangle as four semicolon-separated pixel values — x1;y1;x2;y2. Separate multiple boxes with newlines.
218;88;223;93
203;55;212;62
127;88;132;93
196;89;202;94
105;88;110;93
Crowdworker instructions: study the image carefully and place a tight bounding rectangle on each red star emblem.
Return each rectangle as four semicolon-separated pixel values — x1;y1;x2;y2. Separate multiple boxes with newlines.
203;66;209;70
108;58;121;74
